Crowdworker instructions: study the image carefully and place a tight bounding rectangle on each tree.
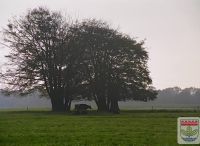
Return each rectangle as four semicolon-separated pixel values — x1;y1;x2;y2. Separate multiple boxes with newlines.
1;7;83;112
71;19;157;113
1;7;157;113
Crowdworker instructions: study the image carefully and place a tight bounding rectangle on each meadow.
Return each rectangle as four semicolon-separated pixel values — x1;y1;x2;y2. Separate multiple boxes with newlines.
0;110;199;146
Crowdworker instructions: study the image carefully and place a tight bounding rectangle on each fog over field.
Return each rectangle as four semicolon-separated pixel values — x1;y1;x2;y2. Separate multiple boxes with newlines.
0;87;199;109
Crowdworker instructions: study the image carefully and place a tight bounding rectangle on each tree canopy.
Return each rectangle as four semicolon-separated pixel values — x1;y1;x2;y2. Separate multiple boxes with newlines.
69;20;157;113
1;7;157;112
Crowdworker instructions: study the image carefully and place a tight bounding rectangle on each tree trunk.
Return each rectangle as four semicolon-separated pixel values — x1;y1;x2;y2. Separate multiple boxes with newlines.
109;98;120;114
95;96;109;112
50;96;65;112
65;97;72;112
97;103;108;112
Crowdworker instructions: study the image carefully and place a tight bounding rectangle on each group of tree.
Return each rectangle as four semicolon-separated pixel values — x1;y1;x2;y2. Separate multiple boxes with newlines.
1;7;157;113
157;87;200;104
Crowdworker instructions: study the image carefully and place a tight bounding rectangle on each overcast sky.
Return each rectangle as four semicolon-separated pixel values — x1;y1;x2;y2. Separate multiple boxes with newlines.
0;0;200;89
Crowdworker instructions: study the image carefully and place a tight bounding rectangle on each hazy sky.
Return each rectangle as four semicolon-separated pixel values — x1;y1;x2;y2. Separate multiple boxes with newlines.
0;0;200;89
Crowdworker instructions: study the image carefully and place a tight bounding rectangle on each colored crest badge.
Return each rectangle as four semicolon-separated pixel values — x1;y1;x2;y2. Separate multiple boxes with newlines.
178;117;200;144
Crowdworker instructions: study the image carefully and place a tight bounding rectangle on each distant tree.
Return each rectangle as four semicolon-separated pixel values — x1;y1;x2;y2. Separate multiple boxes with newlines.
157;87;200;105
71;19;157;113
1;7;83;112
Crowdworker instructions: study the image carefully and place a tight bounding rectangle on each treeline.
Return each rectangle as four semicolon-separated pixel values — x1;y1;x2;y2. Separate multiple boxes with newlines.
157;87;200;104
1;7;157;113
0;87;199;109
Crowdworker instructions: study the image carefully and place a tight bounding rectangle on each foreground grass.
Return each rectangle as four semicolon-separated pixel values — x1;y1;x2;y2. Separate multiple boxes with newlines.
0;110;199;146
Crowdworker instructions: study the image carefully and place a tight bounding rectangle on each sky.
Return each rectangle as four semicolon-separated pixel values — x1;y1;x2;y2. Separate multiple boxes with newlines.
0;0;200;89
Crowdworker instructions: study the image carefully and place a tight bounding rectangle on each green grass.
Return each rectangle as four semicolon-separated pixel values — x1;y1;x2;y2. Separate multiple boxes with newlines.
0;110;199;146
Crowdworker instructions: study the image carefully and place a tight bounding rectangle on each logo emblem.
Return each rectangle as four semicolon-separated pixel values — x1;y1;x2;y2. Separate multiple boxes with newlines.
178;117;200;144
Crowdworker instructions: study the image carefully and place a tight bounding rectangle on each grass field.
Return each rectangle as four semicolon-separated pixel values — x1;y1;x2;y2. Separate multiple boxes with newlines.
0;110;200;146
